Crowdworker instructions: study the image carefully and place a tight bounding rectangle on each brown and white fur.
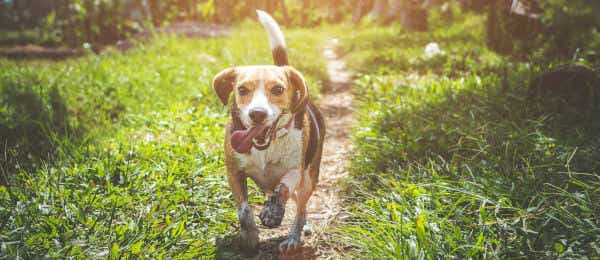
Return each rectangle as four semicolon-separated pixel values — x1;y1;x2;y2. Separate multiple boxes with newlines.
212;10;325;254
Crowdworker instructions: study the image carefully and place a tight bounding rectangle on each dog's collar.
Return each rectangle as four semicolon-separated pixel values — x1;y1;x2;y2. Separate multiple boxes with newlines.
275;110;296;132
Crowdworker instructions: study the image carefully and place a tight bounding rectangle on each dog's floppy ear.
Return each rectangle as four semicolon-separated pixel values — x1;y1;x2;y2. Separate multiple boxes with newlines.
212;68;237;105
286;67;309;113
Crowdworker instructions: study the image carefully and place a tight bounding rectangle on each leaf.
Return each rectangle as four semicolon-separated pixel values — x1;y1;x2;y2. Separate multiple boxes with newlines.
554;242;564;254
111;242;120;258
415;214;428;244
201;0;214;18
130;241;143;254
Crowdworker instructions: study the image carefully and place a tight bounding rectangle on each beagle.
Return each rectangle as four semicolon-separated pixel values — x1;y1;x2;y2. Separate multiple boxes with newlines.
212;10;325;254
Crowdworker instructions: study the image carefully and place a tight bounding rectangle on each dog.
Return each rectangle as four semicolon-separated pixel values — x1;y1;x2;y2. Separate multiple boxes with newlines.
212;10;325;254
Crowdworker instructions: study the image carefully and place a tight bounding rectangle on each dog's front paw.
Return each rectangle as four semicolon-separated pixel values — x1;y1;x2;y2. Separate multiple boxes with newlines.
278;235;302;253
239;203;259;255
259;196;285;228
259;185;288;228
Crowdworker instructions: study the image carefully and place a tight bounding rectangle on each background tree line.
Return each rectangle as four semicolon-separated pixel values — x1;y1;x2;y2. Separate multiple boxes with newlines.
0;0;599;61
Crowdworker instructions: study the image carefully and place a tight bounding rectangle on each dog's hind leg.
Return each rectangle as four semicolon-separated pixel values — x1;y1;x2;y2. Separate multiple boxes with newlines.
259;169;300;228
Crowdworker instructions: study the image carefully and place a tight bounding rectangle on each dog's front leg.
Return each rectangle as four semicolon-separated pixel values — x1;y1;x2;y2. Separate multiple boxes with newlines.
279;174;313;253
228;172;259;254
278;202;307;252
259;169;300;228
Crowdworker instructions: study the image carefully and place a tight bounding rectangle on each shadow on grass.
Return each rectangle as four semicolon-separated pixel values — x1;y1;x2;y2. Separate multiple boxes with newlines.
350;70;600;257
215;233;317;260
0;84;74;185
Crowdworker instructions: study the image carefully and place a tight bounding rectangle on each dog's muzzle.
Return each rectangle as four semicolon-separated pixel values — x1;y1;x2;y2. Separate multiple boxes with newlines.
231;113;292;154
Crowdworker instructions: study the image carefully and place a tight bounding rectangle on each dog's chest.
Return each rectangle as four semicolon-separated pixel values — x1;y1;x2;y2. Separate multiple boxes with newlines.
234;129;302;190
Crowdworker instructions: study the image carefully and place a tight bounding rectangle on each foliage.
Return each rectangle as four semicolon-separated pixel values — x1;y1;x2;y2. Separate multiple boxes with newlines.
2;0;599;57
336;13;600;259
538;0;600;59
0;0;354;47
0;24;327;258
60;0;136;45
485;0;600;61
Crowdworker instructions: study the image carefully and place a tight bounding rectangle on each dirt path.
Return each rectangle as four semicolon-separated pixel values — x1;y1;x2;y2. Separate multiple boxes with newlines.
306;38;354;259
216;38;353;260
258;38;353;259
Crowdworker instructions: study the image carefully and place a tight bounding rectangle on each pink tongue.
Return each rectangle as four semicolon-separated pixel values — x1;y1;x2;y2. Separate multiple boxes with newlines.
231;126;268;153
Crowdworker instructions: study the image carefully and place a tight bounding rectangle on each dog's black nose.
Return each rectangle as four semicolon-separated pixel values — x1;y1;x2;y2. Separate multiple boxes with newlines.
249;108;268;124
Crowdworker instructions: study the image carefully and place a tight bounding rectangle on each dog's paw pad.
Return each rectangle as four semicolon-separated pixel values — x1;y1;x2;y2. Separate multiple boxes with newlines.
278;236;302;253
259;196;285;228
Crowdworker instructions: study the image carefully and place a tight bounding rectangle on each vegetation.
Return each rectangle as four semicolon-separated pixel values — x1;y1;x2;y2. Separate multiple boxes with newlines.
0;0;354;47
0;24;327;258
336;11;600;259
2;1;600;259
486;0;600;60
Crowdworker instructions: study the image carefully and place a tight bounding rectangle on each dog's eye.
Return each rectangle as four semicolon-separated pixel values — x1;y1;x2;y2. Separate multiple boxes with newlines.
271;85;284;96
238;86;249;96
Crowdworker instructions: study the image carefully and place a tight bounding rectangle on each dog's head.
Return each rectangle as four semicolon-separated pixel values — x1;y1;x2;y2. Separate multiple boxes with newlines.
212;65;308;128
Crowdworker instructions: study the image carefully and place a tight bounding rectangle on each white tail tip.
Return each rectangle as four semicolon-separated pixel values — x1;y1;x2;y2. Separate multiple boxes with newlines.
256;9;286;50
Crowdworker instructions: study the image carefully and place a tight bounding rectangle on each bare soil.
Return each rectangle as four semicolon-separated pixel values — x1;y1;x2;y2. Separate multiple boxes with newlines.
0;45;85;60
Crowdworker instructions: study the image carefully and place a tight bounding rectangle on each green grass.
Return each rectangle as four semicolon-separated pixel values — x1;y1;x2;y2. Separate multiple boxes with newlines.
336;13;600;259
0;23;328;258
3;10;600;259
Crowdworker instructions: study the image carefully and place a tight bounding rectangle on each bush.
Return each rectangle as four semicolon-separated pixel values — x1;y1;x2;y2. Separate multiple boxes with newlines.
485;0;600;61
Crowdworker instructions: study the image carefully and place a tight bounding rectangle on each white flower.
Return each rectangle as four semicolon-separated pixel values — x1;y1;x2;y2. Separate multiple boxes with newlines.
424;42;444;58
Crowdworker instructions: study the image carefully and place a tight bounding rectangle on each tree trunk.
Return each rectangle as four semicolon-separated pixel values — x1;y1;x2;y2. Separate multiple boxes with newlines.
328;0;343;22
214;0;233;24
302;0;312;25
265;0;277;13
352;0;364;23
245;0;258;19
278;0;289;25
400;0;428;31
369;0;387;18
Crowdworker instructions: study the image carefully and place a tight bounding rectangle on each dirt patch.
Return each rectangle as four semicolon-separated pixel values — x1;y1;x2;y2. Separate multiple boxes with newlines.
0;45;85;60
303;38;353;259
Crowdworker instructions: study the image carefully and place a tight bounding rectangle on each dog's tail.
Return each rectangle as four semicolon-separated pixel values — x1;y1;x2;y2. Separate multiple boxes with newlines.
256;10;288;66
